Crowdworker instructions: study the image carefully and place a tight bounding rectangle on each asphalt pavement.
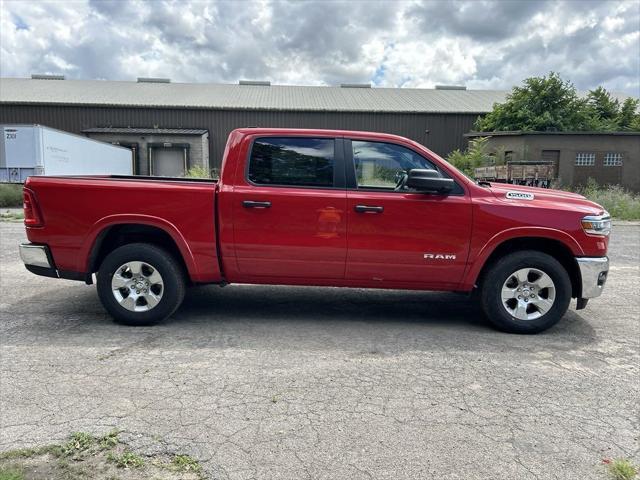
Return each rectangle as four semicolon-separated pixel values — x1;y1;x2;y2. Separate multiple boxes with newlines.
0;221;638;479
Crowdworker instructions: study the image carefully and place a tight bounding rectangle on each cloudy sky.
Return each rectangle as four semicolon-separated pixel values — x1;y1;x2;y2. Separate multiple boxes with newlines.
1;0;638;94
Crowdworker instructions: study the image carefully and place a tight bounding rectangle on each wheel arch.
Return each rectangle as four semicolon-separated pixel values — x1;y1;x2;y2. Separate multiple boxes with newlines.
470;236;582;299
83;216;197;281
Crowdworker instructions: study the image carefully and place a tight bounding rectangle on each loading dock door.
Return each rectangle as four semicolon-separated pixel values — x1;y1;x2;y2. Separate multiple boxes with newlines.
541;150;560;175
148;143;189;177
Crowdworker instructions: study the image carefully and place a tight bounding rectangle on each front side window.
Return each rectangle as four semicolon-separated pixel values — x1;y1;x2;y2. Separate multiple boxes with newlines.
352;141;437;189
603;152;623;167
248;137;334;187
575;152;595;166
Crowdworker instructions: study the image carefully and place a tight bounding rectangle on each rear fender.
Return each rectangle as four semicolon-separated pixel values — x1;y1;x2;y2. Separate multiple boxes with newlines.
81;214;199;280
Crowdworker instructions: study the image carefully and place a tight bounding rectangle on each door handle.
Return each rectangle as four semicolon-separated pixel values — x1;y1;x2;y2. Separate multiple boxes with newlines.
354;205;384;213
243;200;271;209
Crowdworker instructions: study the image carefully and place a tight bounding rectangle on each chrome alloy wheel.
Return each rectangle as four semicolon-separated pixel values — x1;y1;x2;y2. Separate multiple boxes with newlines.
501;268;556;321
111;261;164;312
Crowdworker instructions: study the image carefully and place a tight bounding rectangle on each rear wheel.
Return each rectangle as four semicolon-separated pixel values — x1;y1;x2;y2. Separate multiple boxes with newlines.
480;250;571;334
97;243;185;325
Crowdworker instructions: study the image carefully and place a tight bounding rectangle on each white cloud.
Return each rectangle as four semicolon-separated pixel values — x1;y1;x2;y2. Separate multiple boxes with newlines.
0;0;638;95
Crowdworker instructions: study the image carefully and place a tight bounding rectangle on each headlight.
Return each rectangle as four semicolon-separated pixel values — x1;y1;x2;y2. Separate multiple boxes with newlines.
581;213;611;236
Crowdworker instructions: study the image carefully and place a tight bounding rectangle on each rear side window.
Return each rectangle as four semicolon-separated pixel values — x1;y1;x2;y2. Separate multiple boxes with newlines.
248;137;335;187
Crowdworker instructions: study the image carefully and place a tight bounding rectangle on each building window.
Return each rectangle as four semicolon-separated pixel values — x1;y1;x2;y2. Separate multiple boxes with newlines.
603;153;623;167
575;153;595;166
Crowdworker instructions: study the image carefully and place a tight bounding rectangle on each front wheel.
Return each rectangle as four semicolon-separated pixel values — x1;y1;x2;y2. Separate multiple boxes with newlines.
97;243;185;326
480;250;572;334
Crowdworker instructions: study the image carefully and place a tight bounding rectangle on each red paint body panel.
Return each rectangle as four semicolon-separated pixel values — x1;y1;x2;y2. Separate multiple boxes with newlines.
345;190;471;288
24;176;221;283
23;128;609;293
231;185;347;279
224;129;348;281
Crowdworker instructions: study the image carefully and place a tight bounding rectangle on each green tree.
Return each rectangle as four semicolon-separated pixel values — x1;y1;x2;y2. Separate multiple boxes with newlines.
474;72;640;132
474;72;587;132
584;86;620;130
616;97;640;130
586;86;619;119
446;136;492;176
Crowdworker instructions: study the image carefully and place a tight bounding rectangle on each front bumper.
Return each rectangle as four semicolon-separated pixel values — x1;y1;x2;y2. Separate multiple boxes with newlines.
576;256;609;299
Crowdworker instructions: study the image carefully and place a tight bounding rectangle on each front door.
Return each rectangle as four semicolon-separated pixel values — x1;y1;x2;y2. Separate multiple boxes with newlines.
345;139;472;288
232;136;347;279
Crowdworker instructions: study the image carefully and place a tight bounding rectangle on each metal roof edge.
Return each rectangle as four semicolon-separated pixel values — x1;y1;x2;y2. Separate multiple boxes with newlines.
82;127;209;135
0;100;487;115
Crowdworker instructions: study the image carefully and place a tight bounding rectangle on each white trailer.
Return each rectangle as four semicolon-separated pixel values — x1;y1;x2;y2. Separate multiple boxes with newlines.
0;124;132;182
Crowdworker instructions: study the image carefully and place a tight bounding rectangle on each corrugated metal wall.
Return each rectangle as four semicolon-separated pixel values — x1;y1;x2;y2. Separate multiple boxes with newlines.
0;104;479;167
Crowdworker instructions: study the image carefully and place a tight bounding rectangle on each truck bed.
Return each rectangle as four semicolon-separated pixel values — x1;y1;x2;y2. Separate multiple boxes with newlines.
23;175;222;283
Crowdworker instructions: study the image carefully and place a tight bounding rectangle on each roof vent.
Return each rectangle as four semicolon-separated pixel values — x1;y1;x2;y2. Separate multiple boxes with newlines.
239;80;271;86
435;85;466;90
137;77;171;83
31;74;65;80
340;83;371;88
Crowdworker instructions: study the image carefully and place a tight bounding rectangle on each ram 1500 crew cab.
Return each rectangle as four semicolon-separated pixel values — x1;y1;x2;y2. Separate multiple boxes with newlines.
19;128;610;333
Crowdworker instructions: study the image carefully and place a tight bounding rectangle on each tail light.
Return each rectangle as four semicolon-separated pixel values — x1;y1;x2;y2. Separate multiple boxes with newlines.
23;188;43;227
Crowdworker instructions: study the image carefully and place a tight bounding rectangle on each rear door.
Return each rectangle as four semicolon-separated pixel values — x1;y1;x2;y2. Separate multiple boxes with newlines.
231;136;347;279
345;138;472;288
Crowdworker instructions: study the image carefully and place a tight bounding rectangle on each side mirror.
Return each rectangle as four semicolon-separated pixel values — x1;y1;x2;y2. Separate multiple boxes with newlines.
406;169;454;194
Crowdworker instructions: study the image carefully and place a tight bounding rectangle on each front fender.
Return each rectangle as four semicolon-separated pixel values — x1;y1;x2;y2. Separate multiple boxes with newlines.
461;227;583;290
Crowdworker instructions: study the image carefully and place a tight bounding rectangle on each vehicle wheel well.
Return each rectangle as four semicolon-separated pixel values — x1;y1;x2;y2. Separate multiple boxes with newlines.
476;237;581;298
89;224;189;280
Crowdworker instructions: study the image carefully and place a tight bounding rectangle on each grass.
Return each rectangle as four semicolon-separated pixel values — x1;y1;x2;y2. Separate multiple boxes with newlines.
170;454;202;474
0;210;24;222
557;179;640;220
185;165;211;178
606;458;638;480
574;180;640;221
0;431;205;479
60;432;94;457
107;451;144;469
0;431;111;462
0;184;22;208
98;430;119;450
0;444;62;461
185;166;220;179
0;466;24;480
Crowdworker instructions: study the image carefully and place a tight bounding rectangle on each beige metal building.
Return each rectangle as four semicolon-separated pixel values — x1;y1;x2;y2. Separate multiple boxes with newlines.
82;127;209;177
466;131;640;192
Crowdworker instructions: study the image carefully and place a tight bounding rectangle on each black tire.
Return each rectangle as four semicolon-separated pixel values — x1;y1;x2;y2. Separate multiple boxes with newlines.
480;250;572;334
97;243;185;326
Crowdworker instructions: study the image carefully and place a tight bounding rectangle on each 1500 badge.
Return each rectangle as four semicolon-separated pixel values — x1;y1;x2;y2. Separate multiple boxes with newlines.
506;191;535;200
424;253;456;260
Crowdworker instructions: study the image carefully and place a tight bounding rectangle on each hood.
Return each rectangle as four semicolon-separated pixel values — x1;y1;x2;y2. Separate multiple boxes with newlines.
484;183;606;215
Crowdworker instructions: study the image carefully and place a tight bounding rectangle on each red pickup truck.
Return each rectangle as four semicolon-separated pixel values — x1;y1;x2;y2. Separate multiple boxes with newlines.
19;128;610;333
